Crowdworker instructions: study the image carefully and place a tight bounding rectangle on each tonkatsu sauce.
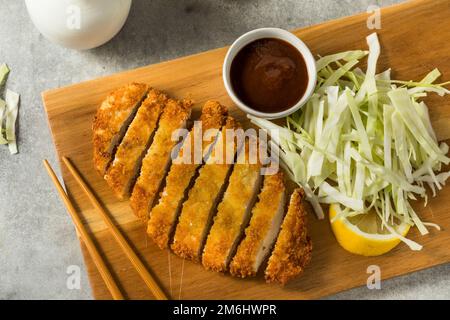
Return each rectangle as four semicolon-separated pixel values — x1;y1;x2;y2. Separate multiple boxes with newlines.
230;38;309;113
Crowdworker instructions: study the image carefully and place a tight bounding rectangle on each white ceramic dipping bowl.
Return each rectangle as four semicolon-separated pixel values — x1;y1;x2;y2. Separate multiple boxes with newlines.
223;28;317;119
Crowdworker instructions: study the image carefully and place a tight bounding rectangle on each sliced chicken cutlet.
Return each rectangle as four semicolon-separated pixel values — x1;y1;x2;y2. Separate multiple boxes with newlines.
230;172;286;278
202;139;262;272
147;101;228;249
130;98;193;221
104;89;168;199
265;189;312;285
93;83;149;175
171;117;240;261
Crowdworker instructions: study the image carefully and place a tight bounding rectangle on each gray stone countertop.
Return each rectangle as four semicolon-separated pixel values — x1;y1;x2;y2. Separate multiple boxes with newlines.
0;0;448;299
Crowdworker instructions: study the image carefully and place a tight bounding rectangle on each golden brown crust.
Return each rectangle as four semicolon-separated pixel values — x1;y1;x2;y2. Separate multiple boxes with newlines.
171;117;240;261
93;83;149;175
104;89;167;199
202;140;262;272
264;188;312;285
230;172;285;278
130;98;193;222
147;101;228;249
199;101;228;129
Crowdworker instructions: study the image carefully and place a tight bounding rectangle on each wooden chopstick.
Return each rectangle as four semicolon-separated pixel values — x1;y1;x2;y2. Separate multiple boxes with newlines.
61;156;168;301
43;160;125;300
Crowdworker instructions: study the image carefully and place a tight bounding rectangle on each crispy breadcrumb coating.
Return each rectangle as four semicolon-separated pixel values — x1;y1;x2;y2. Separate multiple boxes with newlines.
104;89;167;199
147;101;227;249
202;140;262;272
265;188;312;285
171;117;240;262
93;83;149;175
230;172;286;278
130;98;193;222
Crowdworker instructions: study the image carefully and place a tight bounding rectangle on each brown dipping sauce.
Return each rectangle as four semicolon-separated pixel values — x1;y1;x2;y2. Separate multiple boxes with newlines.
230;38;309;113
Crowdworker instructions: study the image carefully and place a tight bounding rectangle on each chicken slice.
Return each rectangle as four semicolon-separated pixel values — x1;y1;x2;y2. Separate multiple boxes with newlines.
93;83;149;175
104;89;167;199
229;172;286;278
264;188;312;285
147;101;228;249
130;98;193;222
171;117;240;261
202;139;262;272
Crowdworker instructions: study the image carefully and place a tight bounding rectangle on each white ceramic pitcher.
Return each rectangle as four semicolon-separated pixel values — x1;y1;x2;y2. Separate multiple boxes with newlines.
25;0;132;50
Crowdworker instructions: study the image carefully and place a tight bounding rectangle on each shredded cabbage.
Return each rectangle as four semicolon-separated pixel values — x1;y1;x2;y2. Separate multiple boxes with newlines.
0;99;8;144
0;63;9;86
0;63;19;154
5;89;19;154
249;33;450;250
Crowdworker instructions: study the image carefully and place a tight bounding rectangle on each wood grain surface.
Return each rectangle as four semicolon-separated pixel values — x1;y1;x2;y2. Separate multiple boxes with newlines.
42;0;450;299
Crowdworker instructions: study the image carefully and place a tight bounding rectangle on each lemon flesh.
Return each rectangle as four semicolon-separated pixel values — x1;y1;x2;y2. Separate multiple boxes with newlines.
329;204;411;256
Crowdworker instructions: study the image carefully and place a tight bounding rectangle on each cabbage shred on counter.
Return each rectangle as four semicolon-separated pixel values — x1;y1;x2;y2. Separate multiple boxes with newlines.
0;63;20;154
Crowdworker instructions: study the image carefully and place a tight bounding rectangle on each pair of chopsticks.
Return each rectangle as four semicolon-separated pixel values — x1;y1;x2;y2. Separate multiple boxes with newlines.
43;157;168;300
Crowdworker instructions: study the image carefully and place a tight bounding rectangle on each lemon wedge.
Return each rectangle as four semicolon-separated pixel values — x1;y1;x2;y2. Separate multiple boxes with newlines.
329;203;411;256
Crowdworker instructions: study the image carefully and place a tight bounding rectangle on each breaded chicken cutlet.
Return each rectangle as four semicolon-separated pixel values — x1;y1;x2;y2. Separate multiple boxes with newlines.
265;189;312;285
93;83;149;175
147;101;228;249
230;172;286;278
93;84;313;286
202;139;262;272
130;98;193;221
171;117;240;261
104;89;167;199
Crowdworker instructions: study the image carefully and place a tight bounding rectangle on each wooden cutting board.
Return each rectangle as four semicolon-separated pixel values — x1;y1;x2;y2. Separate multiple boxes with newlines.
42;0;450;300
